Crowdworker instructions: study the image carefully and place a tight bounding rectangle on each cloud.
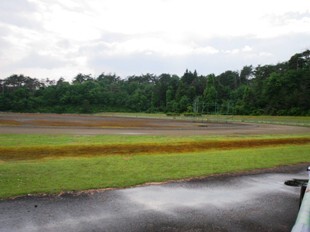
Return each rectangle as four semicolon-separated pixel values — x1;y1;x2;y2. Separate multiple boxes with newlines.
0;0;309;80
267;11;310;26
0;0;41;29
84;32;310;77
95;39;218;57
12;52;66;69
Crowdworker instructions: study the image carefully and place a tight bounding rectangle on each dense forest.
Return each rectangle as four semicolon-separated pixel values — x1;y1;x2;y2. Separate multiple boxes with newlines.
0;50;309;115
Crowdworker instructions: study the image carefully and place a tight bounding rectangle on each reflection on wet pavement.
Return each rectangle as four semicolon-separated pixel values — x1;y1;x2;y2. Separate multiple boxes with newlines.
0;170;306;232
124;174;295;211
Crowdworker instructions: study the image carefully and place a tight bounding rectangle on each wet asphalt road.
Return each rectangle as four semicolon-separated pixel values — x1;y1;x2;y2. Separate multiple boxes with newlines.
0;168;307;232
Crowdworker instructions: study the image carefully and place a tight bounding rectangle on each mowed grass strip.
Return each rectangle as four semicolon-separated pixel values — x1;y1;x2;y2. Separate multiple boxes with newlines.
0;134;213;147
1;134;309;147
206;115;310;126
0;145;309;199
1;137;310;161
95;113;310;126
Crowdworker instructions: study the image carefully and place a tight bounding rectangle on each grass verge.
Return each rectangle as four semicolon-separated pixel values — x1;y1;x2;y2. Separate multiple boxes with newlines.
0;144;309;199
206;115;310;127
94;112;310;127
1;137;310;161
1;134;309;147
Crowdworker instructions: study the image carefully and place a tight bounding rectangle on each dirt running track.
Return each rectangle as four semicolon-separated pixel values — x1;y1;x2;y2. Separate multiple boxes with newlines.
0;113;309;136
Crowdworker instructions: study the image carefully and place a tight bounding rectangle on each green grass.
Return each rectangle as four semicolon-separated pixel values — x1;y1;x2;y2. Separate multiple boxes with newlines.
94;112;168;118
94;112;310;126
0;144;309;199
1;133;309;147
1;132;309;199
206;115;310;126
0;134;193;147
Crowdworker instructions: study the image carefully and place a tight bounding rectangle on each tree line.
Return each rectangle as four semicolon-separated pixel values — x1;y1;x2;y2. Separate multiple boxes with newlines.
0;50;309;115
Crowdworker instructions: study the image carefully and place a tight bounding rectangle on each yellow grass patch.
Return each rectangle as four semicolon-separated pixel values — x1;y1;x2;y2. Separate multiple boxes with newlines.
1;137;309;161
0;120;22;126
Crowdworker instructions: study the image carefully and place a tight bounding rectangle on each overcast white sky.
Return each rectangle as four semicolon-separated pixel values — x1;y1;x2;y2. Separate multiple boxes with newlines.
0;0;310;80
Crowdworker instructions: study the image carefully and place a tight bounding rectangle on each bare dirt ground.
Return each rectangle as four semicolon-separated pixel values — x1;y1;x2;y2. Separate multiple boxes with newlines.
0;112;309;136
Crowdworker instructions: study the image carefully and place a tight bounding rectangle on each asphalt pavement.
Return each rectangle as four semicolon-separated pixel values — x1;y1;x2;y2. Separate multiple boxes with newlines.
0;167;307;232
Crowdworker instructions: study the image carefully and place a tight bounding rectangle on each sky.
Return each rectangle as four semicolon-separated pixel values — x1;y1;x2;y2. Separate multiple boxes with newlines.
0;0;310;81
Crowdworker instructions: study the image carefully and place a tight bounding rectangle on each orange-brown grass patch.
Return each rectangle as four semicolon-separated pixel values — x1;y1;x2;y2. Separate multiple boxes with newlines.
1;138;309;161
0;120;22;126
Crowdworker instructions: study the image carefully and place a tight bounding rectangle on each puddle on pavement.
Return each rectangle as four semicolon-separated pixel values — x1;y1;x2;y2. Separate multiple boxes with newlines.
1;171;307;232
121;172;306;213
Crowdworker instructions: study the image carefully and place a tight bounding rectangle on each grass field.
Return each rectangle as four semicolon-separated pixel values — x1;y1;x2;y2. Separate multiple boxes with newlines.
95;112;310;127
0;113;309;199
1;132;310;199
0;144;309;198
206;115;310;126
1;134;309;147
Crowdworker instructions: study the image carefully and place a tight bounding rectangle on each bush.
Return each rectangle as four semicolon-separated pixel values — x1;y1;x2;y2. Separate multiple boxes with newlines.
183;113;202;117
166;112;181;117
